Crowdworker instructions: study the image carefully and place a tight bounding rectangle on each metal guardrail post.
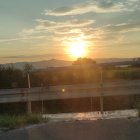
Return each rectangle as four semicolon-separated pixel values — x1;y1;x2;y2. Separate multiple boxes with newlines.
90;97;93;112
41;100;44;114
100;93;104;114
27;100;32;114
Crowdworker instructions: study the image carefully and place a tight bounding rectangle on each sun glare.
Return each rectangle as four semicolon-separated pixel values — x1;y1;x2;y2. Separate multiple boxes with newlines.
65;38;87;58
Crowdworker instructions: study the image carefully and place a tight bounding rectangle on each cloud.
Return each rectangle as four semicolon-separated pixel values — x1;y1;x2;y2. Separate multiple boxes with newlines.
0;38;21;43
45;3;122;16
18;0;140;50
44;0;139;16
21;19;95;35
83;22;140;45
97;0;115;8
1;55;28;59
0;36;46;43
22;29;35;35
0;53;65;59
19;18;140;51
36;19;95;30
101;22;140;33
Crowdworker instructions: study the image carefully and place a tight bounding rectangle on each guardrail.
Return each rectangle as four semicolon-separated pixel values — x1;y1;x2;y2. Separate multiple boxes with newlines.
0;80;140;114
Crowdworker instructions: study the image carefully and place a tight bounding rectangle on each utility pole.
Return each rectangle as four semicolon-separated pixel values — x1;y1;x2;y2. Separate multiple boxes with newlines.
27;73;32;114
28;73;31;88
100;67;104;114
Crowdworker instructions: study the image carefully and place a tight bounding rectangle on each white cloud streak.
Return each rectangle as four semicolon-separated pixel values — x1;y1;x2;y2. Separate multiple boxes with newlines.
44;0;139;16
21;19;95;35
0;36;46;43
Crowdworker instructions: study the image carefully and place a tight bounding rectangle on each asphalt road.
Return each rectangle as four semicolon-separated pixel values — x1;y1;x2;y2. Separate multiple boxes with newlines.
0;118;140;140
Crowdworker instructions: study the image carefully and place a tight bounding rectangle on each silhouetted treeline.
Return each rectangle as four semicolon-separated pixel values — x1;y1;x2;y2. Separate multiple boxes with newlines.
0;65;23;88
0;64;41;89
72;57;96;65
0;62;140;89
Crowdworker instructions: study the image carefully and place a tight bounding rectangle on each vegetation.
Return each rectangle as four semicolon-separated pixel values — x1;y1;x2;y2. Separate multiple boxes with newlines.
0;114;48;131
23;63;34;74
0;59;140;89
0;64;41;89
72;57;96;65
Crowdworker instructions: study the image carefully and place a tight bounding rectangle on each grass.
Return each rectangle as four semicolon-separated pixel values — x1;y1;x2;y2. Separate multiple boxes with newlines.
0;114;48;131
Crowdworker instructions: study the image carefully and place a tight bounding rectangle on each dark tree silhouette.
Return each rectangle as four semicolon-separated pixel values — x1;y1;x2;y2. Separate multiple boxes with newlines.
72;57;96;65
23;63;34;74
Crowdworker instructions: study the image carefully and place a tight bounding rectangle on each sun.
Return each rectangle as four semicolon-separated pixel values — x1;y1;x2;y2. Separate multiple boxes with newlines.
66;39;87;58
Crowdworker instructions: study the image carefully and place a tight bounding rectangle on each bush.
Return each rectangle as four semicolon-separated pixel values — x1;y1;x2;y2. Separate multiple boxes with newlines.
0;114;48;131
0;115;17;129
18;114;45;126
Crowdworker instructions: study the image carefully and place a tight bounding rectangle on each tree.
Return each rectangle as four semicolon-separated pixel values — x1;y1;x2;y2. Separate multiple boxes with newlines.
72;58;96;66
132;58;140;68
23;63;34;74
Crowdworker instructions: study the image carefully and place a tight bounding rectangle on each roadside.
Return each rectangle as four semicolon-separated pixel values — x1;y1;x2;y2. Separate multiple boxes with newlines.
0;117;140;140
0;109;138;133
0;114;48;132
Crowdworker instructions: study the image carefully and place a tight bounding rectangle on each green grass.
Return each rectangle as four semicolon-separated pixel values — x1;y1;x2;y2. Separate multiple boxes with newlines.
0;114;48;131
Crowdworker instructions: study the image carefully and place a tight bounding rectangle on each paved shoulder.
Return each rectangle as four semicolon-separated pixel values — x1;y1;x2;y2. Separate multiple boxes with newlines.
0;118;140;140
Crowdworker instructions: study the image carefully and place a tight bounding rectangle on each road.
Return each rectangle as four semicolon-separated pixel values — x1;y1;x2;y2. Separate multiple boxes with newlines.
0;80;140;103
0;118;140;140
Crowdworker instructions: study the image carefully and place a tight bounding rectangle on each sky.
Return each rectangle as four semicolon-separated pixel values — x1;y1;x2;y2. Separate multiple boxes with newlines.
0;0;140;63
